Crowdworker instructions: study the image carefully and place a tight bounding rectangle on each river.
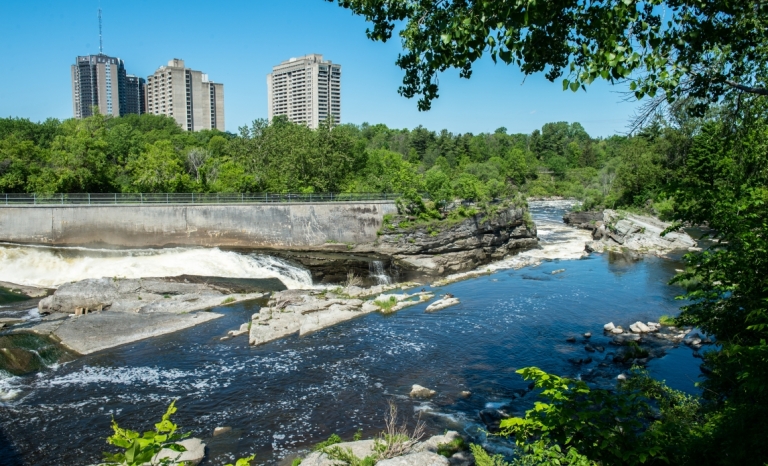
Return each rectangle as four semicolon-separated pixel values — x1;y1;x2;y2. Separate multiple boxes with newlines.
0;201;702;465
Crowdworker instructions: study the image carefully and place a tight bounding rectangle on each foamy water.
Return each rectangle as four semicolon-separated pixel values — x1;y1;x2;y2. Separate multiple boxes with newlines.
0;245;313;289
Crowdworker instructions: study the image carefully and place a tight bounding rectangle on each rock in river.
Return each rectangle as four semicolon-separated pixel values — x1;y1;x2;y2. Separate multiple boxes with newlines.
410;384;436;398
425;296;460;312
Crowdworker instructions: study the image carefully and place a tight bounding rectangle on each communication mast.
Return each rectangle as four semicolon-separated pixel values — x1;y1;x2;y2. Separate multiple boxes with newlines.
98;7;103;54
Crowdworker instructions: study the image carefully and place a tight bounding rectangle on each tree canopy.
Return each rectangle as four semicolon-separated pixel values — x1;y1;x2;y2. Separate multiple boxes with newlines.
329;0;768;111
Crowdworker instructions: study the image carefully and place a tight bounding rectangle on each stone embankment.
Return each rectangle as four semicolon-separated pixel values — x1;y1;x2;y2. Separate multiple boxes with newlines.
249;286;434;346
372;204;538;276
6;277;265;354
564;209;696;255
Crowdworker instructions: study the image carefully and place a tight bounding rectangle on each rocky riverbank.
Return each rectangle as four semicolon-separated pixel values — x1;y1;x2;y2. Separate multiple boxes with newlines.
564;209;696;256
263;202;540;284
2;277;270;356
370;203;538;277
300;430;472;466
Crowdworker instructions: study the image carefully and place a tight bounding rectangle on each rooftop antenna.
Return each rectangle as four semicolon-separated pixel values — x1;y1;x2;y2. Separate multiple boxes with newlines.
98;6;103;54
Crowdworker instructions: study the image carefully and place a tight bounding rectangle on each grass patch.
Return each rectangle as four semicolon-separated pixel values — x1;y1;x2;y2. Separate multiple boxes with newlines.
374;296;398;312
221;297;236;305
437;437;467;457
659;315;677;326
312;433;342;451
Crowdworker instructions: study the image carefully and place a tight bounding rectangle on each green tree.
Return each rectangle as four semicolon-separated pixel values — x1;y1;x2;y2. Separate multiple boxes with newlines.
128;141;188;192
330;1;768;111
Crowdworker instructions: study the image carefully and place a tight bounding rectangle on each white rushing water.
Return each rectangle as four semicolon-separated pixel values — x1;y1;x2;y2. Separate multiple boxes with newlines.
0;245;313;289
368;260;392;285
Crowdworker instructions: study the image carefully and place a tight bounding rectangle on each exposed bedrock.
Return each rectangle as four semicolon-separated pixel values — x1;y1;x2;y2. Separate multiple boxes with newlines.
5;277;268;355
372;205;538;276
564;209;696;255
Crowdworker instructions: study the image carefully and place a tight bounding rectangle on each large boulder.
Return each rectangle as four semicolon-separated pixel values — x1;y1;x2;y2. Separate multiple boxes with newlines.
153;438;206;465
563;211;604;229
425;297;460;312
301;440;378;466
376;452;450;466
410;384;436;398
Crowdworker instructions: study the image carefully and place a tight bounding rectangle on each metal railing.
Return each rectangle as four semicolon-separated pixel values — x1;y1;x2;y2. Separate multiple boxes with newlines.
0;192;402;206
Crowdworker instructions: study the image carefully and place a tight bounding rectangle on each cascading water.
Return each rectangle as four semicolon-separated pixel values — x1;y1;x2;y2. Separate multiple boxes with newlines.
0;245;313;290
368;260;392;285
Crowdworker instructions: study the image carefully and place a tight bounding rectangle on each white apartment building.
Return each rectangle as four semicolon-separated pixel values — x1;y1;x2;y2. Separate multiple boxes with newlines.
145;59;225;132
267;54;341;129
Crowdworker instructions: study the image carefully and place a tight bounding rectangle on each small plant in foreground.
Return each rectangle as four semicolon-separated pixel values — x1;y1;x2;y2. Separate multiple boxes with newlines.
373;400;426;459
224;454;255;466
102;400;189;466
312;433;342;451
291;458;302;466
353;429;363;441
437;437;467;457
221;297;236;305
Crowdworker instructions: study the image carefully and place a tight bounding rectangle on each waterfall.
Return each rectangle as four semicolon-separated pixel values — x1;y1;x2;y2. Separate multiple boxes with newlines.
368;260;391;285
0;245;313;290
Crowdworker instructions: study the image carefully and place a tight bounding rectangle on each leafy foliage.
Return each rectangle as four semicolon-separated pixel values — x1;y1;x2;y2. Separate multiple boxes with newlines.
329;0;768;113
102;400;189;466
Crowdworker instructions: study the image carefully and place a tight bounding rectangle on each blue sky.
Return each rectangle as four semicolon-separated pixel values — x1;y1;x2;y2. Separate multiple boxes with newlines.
0;0;640;137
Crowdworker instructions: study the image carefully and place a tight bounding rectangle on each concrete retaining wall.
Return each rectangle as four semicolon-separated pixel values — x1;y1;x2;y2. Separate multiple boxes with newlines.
0;201;398;249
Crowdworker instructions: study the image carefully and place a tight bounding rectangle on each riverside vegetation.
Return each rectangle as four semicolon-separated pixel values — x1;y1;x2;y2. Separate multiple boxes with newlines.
4;0;768;464
325;0;768;465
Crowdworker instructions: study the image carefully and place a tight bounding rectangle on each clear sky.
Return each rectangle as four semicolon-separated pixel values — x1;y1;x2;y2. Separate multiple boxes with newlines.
0;0;640;138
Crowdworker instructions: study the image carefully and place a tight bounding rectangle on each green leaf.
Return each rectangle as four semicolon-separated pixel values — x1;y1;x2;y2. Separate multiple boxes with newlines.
570;82;580;92
562;79;570;91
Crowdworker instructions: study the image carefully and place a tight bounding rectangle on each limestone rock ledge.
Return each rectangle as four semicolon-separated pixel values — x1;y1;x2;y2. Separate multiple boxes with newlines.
374;205;538;276
9;277;264;355
564;209;696;255
249;288;433;346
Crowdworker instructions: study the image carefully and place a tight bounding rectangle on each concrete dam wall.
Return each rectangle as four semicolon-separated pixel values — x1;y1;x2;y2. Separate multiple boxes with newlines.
0;201;398;249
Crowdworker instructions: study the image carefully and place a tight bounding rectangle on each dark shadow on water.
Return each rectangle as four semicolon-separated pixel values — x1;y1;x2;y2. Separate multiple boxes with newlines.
0;422;24;466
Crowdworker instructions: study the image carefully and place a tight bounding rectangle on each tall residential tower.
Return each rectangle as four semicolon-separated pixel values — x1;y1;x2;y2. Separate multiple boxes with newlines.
145;59;225;132
71;54;127;118
267;54;341;129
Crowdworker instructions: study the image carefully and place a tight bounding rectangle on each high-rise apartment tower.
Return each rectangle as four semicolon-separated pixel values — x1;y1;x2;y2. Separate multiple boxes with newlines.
267;54;341;129
71;55;146;119
124;75;146;116
71;54;127;118
145;59;225;132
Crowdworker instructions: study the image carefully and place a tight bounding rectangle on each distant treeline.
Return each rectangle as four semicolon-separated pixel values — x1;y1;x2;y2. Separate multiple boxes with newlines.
0;113;688;212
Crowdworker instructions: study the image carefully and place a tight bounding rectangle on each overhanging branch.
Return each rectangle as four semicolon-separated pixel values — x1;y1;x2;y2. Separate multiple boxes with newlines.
725;80;768;96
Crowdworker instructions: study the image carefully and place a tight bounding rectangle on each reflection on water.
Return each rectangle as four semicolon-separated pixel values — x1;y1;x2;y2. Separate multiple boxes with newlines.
0;201;703;465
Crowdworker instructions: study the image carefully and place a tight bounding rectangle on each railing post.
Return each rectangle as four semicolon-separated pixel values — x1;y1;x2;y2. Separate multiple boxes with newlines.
166;193;169;204
140;193;143;205
34;193;36;205
88;193;91;206
192;192;194;204
115;193;117;205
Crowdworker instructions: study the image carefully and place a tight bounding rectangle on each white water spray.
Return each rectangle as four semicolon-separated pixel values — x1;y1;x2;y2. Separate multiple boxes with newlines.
368;260;392;285
0;245;313;290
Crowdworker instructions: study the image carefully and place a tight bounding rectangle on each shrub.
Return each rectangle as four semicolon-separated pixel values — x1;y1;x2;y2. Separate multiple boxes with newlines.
374;296;398;312
312;433;342;451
